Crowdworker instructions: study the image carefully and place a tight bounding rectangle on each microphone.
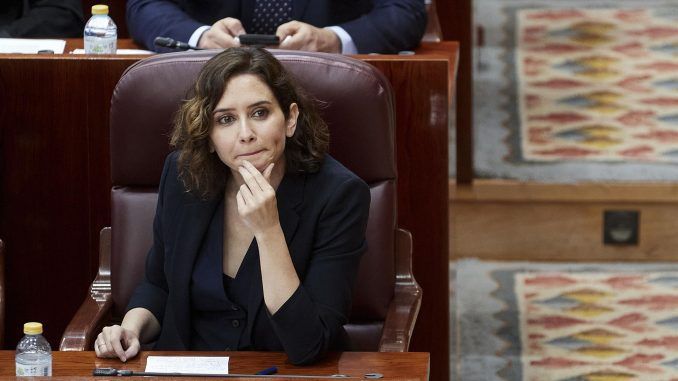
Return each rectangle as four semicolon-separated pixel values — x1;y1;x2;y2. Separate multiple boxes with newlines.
154;36;202;51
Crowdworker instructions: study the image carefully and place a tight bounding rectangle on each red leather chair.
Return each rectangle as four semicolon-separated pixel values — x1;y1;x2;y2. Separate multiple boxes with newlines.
60;50;421;352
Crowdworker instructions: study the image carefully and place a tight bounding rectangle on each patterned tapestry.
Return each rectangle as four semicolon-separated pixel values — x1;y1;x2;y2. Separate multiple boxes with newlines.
516;272;678;380
517;8;678;162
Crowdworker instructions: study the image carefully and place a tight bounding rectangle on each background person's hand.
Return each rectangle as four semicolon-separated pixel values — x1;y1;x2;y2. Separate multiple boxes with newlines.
276;21;341;53
94;325;140;362
236;161;279;235
198;17;246;49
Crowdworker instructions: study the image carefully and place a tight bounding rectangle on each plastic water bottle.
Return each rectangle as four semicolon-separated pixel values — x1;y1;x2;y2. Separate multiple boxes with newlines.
84;4;117;54
15;322;52;377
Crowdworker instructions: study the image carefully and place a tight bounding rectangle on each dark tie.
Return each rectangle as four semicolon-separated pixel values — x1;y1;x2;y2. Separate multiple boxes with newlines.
250;0;292;35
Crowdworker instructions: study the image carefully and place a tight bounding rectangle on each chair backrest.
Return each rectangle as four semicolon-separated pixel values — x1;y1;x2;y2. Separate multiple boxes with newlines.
109;50;397;350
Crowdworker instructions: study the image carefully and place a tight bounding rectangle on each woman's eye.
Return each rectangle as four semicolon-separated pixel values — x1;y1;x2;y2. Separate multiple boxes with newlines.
217;115;235;125
252;109;268;119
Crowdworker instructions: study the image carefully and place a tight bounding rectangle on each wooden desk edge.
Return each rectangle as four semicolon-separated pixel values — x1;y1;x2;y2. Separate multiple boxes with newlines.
0;39;460;62
0;351;430;380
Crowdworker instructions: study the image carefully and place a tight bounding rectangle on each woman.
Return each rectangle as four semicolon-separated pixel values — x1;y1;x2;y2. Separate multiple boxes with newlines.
94;47;370;365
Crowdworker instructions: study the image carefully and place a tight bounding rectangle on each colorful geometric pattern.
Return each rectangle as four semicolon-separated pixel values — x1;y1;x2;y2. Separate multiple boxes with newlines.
518;8;678;162
516;272;678;380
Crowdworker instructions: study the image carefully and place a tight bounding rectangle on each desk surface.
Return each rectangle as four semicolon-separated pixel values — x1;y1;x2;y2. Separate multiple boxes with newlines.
67;37;453;49
0;351;429;380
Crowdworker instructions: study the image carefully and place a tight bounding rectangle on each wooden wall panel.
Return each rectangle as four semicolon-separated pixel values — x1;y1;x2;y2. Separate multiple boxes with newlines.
362;58;450;381
437;0;473;183
0;55;137;348
451;180;678;261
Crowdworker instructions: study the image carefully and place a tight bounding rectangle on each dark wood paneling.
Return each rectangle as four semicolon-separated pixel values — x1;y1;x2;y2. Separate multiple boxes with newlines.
438;0;473;183
360;56;450;381
0;55;137;348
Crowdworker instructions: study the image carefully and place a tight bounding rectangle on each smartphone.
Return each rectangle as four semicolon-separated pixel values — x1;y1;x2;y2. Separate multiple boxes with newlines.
238;34;280;46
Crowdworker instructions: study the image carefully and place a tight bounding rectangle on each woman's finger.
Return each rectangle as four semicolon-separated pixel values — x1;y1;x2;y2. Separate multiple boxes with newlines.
236;190;253;218
241;161;272;190
123;337;140;360
102;340;114;356
100;326;121;358
94;333;105;357
263;163;274;183
238;184;255;206
238;165;262;192
236;190;245;211
111;338;127;362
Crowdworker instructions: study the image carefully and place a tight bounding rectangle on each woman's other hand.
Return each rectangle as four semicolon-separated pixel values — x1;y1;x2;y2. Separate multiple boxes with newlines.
236;161;279;235
94;325;140;362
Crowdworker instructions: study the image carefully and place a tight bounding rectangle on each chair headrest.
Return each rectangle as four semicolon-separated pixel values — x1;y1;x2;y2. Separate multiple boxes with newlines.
110;49;396;186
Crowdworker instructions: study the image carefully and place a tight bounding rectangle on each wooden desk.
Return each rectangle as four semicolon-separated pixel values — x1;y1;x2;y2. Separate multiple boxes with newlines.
0;351;430;380
0;40;455;381
437;0;472;184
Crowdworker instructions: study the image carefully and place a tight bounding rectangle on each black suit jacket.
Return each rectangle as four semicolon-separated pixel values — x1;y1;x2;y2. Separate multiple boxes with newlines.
126;0;426;53
0;0;83;38
127;151;370;364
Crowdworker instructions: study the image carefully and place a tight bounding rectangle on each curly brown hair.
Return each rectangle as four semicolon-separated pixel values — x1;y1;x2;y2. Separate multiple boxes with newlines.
170;47;329;199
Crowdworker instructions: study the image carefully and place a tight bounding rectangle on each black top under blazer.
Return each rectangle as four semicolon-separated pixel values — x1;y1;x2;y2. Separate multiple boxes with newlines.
127;151;371;364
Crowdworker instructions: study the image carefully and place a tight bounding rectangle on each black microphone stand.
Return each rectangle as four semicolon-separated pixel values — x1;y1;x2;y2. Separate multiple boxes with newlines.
154;36;203;51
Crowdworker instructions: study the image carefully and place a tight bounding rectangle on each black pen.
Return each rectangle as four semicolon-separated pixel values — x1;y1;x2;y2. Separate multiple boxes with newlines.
256;366;278;375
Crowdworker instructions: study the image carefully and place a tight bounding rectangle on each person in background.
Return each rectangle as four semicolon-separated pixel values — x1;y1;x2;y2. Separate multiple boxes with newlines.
0;0;84;38
94;47;371;365
127;0;426;54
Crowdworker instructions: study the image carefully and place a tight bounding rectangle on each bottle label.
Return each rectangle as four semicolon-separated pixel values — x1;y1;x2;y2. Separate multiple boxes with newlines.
84;36;117;54
16;362;51;376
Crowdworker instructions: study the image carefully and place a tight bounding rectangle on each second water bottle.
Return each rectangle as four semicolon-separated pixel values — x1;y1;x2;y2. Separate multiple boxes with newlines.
15;322;52;377
84;4;117;54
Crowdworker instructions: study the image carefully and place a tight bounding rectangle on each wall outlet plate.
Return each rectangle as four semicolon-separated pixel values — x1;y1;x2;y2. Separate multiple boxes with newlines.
603;210;639;245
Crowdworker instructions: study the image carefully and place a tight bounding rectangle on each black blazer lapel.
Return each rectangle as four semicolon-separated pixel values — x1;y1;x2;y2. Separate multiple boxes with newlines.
276;172;304;247
244;172;305;340
169;196;221;348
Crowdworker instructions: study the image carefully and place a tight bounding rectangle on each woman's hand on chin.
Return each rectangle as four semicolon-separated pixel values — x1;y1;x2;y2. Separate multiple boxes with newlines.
236;161;281;236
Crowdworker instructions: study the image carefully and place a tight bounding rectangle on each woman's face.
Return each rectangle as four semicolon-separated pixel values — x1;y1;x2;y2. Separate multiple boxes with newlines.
209;74;298;176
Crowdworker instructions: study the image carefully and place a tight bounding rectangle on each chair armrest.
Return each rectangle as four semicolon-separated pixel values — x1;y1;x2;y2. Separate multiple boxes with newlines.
59;228;113;351
59;293;113;351
379;228;422;352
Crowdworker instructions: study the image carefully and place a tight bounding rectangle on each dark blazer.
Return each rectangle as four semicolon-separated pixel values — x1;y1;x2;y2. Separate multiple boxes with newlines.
0;0;84;38
127;151;370;364
126;0;426;54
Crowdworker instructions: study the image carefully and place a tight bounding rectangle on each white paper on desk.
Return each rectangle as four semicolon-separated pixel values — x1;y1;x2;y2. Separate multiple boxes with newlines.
70;48;155;55
0;38;65;54
145;356;229;375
